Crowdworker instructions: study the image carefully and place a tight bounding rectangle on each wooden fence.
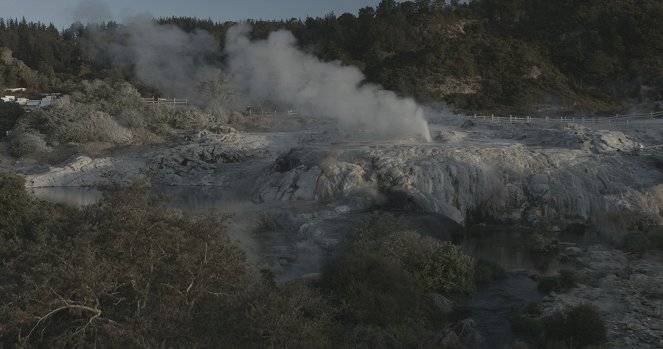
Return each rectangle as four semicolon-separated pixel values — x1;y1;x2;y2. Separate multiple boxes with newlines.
453;110;663;130
141;97;188;106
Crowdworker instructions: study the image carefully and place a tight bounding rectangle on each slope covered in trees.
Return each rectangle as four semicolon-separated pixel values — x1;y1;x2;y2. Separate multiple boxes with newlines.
1;0;662;112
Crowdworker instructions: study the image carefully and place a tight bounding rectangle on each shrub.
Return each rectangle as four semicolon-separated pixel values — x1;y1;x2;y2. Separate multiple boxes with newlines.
474;259;506;285
320;250;423;326
537;276;560;294
0;101;23;137
0;178;336;348
347;213;409;245
8;131;51;157
377;231;475;295
38;100;133;144
508;305;543;337
0;172;31;238
542;304;607;349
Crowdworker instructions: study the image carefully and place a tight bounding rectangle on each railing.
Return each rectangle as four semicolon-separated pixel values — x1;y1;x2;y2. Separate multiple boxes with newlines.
141;97;188;106
246;109;298;117
450;111;663;130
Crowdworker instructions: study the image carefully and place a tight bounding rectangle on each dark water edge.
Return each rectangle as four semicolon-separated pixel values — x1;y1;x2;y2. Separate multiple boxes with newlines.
29;187;565;349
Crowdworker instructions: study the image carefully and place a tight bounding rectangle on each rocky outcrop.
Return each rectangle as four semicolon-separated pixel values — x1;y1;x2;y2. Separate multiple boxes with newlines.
254;124;661;225
542;247;663;349
19;119;663;227
23;131;271;187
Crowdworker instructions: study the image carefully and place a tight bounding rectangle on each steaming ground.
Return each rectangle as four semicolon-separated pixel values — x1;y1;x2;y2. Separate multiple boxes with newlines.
86;20;432;141
10;113;663;273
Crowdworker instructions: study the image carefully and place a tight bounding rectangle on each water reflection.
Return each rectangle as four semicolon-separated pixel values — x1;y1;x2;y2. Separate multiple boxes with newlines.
461;225;560;273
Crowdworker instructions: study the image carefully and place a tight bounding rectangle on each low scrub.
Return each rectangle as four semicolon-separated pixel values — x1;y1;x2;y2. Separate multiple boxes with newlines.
0;172;334;348
8;131;51;157
508;303;607;349
474;259;506;285
377;231;475;295
39;100;133;144
542;304;607;349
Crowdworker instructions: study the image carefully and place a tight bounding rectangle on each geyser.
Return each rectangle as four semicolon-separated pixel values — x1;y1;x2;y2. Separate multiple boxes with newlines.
226;24;432;141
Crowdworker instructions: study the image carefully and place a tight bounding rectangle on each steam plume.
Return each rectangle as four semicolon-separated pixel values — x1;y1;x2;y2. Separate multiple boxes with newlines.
88;18;431;140
85;16;223;100
226;24;431;141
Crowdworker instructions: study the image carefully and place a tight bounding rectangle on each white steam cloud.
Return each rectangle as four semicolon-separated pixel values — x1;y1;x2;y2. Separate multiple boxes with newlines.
226;24;431;141
88;17;431;141
86;16;223;100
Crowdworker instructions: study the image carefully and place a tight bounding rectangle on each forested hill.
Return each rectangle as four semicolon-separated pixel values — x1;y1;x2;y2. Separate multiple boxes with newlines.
1;0;662;113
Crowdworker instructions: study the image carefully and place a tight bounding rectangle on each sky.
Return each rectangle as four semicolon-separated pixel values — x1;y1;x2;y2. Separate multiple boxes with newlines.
0;0;383;29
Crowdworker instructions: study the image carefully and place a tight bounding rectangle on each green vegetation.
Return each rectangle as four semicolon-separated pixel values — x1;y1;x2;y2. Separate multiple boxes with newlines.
509;303;607;349
542;304;607;349
316;213;474;346
3;0;663;113
0;173;334;348
0;100;22;138
4;79;229;158
508;304;543;337
474;258;506;285
345;213;475;296
0;175;477;348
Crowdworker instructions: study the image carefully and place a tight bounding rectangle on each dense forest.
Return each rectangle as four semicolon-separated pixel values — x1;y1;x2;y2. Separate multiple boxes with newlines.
1;0;663;112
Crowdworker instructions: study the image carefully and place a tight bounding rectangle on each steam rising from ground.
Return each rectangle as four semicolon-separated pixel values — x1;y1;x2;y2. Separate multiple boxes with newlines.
85;16;223;100
87;17;431;141
226;24;431;141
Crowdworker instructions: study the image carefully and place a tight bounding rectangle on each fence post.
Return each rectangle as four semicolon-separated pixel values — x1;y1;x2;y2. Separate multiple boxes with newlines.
510;115;512;123
491;114;494;121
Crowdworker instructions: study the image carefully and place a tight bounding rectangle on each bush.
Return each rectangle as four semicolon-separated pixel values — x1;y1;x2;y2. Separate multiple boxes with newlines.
474;259;506;285
347;213;409;245
0;101;23;138
8;131;51;157
542;304;607;349
38;100;133;144
537;276;560;294
0;177;336;348
0;172;31;238
320;250;423;326
508;305;543;337
377;231;475;295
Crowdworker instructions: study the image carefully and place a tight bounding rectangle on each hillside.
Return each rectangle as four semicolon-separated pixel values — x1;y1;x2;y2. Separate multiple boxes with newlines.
1;0;662;113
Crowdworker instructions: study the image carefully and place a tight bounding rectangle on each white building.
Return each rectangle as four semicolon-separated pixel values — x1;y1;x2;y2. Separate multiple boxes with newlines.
5;87;27;92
